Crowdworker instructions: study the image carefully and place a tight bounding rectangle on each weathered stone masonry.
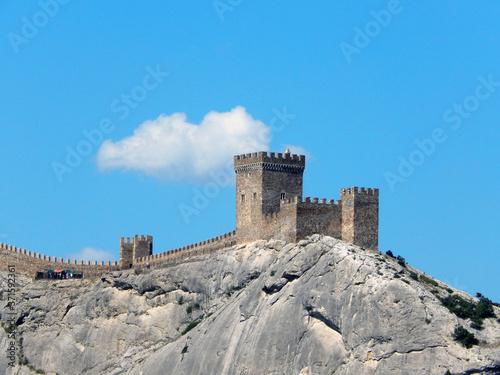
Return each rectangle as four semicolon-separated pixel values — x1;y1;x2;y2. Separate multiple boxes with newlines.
0;150;378;276
0;243;120;277
234;150;379;250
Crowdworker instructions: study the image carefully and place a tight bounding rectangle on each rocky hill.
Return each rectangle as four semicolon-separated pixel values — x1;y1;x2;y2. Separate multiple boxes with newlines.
1;235;499;375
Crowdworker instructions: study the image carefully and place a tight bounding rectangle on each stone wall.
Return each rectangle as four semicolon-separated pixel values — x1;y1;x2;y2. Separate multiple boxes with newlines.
259;198;298;242
0;231;237;277
297;197;342;240
258;196;343;243
0;243;120;278
134;231;237;268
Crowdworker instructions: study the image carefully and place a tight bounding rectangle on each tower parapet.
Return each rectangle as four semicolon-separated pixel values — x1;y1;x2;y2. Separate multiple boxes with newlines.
234;151;306;173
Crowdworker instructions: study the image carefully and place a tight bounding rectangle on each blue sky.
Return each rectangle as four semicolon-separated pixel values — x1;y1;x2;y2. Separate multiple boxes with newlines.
1;1;499;300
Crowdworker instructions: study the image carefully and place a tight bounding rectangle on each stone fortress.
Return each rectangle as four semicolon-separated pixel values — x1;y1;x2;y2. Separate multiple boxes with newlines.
0;150;378;276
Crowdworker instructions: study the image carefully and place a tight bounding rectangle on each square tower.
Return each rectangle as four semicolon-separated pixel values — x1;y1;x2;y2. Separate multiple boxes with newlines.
119;235;153;269
341;187;379;250
234;150;306;242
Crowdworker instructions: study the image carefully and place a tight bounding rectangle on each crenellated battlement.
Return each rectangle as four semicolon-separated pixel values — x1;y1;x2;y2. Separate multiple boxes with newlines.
119;235;153;245
234;151;306;173
133;231;237;267
276;196;342;208
341;187;379;197
300;197;342;206
234;151;305;164
0;242;120;277
0;243;118;266
120;237;132;244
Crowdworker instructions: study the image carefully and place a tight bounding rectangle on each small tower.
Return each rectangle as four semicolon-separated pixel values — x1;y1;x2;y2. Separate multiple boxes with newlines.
234;151;306;242
341;187;379;250
119;235;153;269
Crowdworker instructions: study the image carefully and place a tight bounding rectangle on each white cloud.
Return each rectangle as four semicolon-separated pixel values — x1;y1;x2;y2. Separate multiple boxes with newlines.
68;247;115;261
96;106;272;183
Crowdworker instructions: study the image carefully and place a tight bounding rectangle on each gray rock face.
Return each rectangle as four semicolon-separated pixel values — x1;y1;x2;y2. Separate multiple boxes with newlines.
1;235;499;375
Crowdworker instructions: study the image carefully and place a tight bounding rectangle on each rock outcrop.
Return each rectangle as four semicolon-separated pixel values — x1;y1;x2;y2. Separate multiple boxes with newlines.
1;235;499;374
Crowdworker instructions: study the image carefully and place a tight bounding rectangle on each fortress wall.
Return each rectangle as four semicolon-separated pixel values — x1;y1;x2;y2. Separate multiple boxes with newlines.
296;197;342;240
0;231;238;277
259;198;299;242
0;243;119;277
133;230;238;268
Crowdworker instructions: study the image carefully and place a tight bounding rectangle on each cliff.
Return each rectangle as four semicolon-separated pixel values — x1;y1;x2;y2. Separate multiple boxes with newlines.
1;235;499;375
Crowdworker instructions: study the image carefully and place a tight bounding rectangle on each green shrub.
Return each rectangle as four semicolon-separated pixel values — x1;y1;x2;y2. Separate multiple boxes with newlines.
178;296;184;305
476;296;496;319
470;320;483;330
386;250;394;258
226;285;242;295
186;306;193;314
27;365;45;374
393;274;401;279
440;294;496;329
444;370;452;375
420;275;439;287
401;279;410;285
249;271;261;280
453;326;478;348
396;255;406;267
181;320;201;335
409;272;418;281
440;295;475;319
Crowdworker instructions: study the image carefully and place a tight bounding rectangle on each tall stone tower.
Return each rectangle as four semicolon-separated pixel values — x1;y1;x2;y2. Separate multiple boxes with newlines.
341;187;379;250
234;150;306;242
119;235;153;269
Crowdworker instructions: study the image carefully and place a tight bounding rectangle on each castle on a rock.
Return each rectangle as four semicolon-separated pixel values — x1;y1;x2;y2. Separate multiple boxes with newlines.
0;150;379;276
234;150;378;247
120;149;378;268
